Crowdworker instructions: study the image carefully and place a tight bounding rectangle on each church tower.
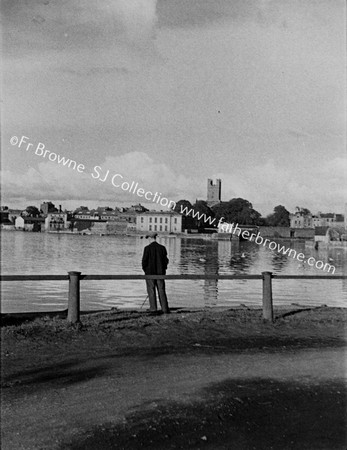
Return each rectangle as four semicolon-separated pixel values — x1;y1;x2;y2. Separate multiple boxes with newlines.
207;179;221;207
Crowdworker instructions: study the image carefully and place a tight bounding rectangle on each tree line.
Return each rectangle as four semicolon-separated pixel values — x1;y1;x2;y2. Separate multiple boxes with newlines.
21;198;301;228
173;198;293;227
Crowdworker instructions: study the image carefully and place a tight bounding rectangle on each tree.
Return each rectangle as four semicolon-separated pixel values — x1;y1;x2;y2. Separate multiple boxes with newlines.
173;200;196;229
173;199;192;214
256;216;268;226
295;206;311;215
212;198;261;225
266;205;290;227
192;200;215;227
24;206;40;217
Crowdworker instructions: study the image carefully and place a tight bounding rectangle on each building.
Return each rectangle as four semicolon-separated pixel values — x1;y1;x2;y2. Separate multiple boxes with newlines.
0;210;11;224
98;211;119;221
136;211;182;234
15;216;45;231
126;204;149;213
312;212;345;229
313;227;341;244
0;209;15;230
45;213;69;231
104;212;137;234
259;226;314;239
73;210;99;220
314;227;330;244
289;208;313;228
40;202;59;215
95;207;119;221
119;211;137;224
70;208;137;234
7;209;23;223
207;179;221;207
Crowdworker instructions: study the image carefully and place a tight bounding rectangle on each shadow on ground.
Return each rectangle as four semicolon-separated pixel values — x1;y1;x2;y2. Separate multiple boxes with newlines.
60;377;347;450
0;310;69;326
3;334;345;392
1;359;110;388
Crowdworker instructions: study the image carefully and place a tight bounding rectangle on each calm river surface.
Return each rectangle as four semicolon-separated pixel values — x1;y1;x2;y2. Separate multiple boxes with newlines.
1;231;346;313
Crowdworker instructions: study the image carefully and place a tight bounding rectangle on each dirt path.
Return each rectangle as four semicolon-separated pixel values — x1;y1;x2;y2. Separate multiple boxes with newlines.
1;307;347;449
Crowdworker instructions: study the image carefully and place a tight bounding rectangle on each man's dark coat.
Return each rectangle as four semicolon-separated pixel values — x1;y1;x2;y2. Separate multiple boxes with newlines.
142;241;169;275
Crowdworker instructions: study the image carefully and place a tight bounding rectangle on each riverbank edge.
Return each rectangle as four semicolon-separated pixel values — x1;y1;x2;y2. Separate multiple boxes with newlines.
1;304;346;328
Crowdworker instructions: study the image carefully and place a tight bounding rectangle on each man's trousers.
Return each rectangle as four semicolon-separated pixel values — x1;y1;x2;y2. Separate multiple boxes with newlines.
145;279;170;313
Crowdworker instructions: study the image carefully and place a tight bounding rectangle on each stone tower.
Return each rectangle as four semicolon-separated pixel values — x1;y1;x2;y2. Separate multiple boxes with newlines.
207;179;221;207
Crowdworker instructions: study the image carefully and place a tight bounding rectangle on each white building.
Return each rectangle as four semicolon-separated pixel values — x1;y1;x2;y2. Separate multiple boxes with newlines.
74;211;98;220
136;211;182;234
45;213;69;231
289;209;313;228
314;227;330;244
312;212;345;229
15;216;45;231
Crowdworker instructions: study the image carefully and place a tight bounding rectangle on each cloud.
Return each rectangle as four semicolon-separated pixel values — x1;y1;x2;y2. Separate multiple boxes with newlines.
3;151;346;216
213;157;347;214
157;0;287;29
114;0;158;44
59;66;131;77
2;0;159;72
2;0;345;216
1;151;199;207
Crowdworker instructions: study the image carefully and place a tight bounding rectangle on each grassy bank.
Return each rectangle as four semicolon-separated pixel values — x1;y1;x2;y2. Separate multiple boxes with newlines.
2;306;346;389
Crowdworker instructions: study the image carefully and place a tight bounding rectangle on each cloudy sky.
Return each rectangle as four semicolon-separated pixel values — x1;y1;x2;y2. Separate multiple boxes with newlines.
1;0;346;215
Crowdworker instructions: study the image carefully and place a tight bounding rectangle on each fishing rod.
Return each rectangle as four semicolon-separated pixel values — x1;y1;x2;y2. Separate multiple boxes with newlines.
140;295;149;309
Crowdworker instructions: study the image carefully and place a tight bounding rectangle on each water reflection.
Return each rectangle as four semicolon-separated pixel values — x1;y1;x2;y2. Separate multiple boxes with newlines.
202;242;218;307
1;232;346;313
228;242;254;274
269;244;290;271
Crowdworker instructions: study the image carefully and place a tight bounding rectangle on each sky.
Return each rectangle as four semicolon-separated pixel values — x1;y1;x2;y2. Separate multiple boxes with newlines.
1;0;346;216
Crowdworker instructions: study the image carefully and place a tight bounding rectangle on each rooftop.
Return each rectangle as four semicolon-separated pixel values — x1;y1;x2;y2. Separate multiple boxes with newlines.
139;211;180;216
314;226;329;236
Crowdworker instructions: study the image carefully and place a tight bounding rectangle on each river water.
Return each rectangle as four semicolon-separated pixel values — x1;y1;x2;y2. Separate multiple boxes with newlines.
1;231;346;313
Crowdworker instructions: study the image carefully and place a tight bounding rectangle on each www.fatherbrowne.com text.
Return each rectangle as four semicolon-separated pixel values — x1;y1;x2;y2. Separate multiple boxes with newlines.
10;135;335;274
179;205;336;274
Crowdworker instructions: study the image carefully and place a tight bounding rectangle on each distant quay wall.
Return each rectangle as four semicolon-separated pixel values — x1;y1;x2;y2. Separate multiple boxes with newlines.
258;227;314;239
214;227;314;240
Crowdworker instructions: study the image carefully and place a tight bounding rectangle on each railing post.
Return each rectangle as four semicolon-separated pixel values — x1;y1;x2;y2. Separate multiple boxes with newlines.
262;271;273;322
68;271;81;323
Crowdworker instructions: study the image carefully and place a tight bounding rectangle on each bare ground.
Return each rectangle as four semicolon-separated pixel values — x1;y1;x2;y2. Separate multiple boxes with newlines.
1;306;347;450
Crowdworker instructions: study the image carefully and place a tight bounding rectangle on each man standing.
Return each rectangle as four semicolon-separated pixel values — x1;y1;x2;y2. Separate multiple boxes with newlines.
142;232;170;314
